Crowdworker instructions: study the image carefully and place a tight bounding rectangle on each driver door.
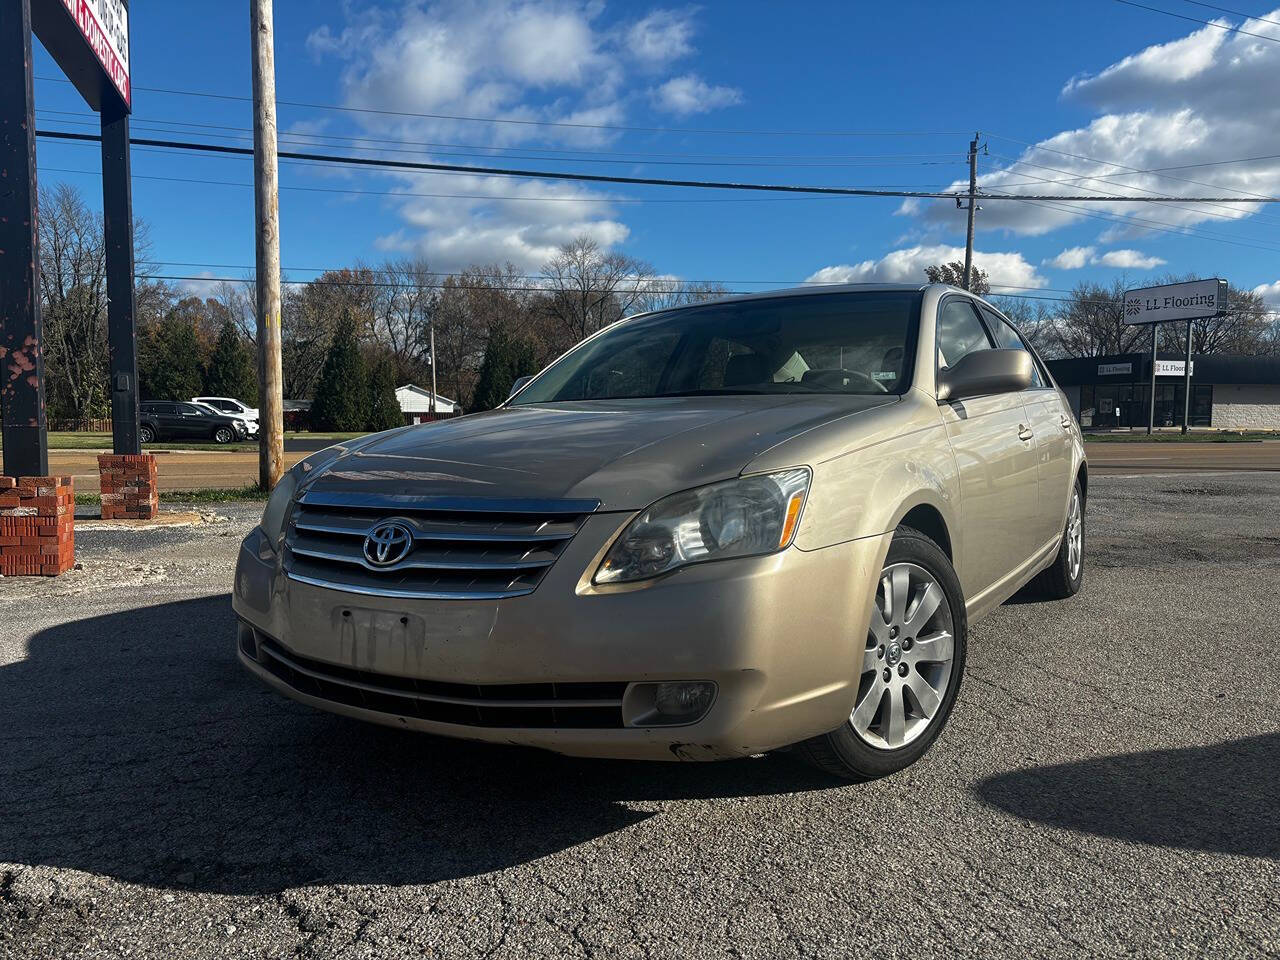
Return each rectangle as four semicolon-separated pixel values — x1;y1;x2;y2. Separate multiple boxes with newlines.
935;297;1040;601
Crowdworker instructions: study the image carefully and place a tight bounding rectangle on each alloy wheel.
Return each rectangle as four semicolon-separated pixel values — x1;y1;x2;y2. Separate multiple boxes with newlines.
1066;491;1083;581
851;562;956;751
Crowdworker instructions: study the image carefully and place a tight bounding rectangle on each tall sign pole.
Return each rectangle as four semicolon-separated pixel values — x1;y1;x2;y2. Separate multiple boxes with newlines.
102;93;139;454
1182;318;1194;434
1146;322;1158;435
251;0;284;490
1124;279;1227;436
0;0;49;478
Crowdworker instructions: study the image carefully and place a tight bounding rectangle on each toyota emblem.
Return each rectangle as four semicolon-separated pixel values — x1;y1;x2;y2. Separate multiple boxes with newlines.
363;520;415;567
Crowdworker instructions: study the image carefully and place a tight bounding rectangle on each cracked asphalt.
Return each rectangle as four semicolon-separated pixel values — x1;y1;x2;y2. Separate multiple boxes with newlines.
0;475;1277;959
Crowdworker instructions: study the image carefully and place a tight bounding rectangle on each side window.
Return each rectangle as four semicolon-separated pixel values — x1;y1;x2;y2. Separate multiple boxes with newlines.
177;403;204;416
148;403;174;415
980;307;1045;388
936;298;994;371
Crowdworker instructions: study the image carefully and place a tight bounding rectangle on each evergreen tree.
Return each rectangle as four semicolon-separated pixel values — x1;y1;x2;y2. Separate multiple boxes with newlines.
204;320;259;404
308;312;368;431
470;333;537;412
366;358;404;432
138;314;204;401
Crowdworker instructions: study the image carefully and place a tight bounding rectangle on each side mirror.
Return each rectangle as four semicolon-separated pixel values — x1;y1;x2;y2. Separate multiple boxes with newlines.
937;348;1032;403
508;375;533;400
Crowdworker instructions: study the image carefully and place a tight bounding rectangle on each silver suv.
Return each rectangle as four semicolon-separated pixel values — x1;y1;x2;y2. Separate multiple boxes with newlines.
233;285;1085;779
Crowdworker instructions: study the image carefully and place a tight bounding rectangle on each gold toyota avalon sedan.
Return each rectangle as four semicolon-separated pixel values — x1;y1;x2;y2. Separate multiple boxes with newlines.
234;284;1085;779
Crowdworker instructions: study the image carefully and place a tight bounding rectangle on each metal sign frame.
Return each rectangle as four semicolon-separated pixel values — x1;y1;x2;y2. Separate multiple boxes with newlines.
1;0;137;478
1122;279;1228;435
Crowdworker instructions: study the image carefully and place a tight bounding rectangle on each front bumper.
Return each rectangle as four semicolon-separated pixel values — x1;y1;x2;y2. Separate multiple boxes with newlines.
233;514;891;760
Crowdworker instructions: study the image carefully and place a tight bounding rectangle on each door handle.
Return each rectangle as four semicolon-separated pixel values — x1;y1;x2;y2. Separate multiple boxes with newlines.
1060;415;1072;430
1018;425;1034;442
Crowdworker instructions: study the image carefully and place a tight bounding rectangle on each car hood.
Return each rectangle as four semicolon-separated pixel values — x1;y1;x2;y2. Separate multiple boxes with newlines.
302;396;897;511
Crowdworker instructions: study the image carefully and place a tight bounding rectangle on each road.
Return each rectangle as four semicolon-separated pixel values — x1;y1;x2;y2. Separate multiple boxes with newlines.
0;473;1276;958
48;438;1280;494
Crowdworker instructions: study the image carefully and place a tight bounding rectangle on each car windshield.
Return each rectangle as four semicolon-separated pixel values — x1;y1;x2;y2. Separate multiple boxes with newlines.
510;291;920;404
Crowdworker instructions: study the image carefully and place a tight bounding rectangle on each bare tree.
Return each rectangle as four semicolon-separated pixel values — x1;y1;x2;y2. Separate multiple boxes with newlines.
372;257;437;383
1051;278;1151;358
540;236;655;347
989;296;1061;359
38;183;171;421
632;278;729;315
433;263;536;407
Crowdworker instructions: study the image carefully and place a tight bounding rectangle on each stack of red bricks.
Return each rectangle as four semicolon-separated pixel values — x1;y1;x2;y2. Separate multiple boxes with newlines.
98;454;159;520
0;476;75;576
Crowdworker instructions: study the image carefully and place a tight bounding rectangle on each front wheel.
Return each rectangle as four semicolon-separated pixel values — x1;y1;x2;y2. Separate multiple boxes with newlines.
795;525;968;781
213;426;235;444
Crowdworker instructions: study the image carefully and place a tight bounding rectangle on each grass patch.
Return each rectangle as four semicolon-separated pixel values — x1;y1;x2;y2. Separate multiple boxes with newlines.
4;431;370;452
76;485;270;506
1082;431;1273;443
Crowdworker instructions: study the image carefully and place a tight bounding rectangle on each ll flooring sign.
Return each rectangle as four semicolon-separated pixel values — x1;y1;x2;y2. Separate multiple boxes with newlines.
1124;278;1227;325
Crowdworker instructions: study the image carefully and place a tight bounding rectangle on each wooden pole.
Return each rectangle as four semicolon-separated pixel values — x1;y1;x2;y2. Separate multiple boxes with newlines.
251;0;284;490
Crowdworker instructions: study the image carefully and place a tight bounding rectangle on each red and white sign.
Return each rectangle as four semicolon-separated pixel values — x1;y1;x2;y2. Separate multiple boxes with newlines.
59;0;130;106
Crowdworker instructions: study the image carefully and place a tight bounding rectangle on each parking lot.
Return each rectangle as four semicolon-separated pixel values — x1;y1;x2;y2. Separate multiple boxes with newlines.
0;471;1276;959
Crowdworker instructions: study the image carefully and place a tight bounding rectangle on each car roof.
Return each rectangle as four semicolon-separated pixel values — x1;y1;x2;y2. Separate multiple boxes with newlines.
623;281;973;322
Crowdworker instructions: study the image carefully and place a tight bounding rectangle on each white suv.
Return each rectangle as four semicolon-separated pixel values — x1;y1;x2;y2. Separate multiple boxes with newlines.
192;396;259;435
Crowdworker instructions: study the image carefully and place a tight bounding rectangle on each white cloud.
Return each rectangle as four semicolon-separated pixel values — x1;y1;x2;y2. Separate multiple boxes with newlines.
305;2;737;269
1044;245;1164;269
1096;249;1166;269
178;272;223;300
651;74;742;116
1045;246;1095;269
900;10;1280;240
1252;280;1280;308
625;9;696;63
805;244;1047;290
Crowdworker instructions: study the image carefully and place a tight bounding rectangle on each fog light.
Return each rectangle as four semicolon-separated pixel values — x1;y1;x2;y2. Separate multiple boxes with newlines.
655;681;715;719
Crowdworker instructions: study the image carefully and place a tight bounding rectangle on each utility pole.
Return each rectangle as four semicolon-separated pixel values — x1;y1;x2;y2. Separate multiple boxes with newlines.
962;131;980;291
428;321;438;417
251;0;284;490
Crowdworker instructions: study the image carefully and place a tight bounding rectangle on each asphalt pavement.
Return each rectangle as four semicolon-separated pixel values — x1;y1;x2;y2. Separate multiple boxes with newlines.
0;475;1277;958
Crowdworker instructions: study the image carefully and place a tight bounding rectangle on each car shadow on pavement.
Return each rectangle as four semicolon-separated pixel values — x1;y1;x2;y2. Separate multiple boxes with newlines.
0;595;838;894
974;734;1280;860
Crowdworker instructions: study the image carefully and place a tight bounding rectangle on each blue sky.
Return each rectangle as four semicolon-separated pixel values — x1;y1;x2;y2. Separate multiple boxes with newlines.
31;0;1280;309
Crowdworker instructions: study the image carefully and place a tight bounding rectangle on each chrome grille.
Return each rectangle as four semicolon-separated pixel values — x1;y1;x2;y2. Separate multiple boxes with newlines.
284;491;599;599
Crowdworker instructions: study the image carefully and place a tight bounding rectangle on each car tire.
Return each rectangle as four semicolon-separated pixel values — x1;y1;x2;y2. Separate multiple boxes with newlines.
794;525;968;781
139;424;155;444
213;426;235;444
1031;479;1084;600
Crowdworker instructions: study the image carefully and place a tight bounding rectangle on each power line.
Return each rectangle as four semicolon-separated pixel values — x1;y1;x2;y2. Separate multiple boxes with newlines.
38;165;963;203
986;151;1280;228
33;74;965;139
1111;0;1280;42
34;108;965;165
33;114;964;170
34;129;1280;201
1180;0;1280;28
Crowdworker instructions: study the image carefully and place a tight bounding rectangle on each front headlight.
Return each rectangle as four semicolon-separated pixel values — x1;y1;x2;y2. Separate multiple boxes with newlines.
259;467;299;548
594;468;810;585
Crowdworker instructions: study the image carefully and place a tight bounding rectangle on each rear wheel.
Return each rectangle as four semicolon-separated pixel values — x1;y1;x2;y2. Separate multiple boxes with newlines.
796;525;967;780
139;424;155;444
213;426;235;444
1031;480;1084;599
